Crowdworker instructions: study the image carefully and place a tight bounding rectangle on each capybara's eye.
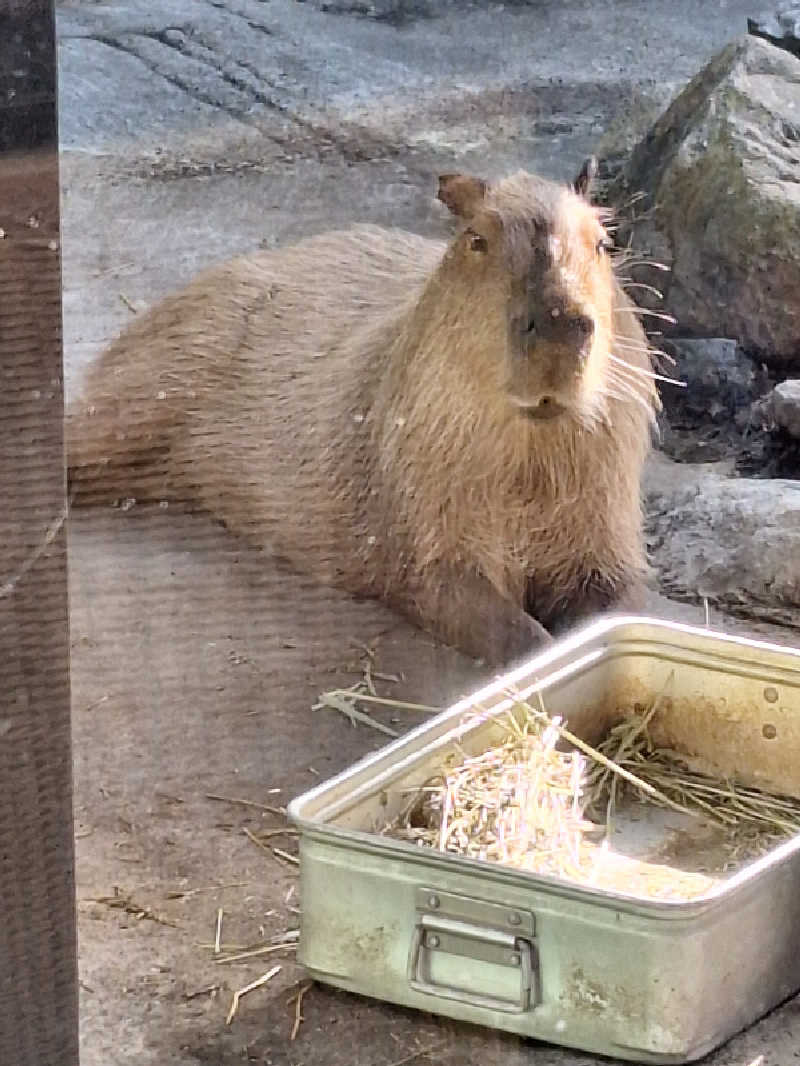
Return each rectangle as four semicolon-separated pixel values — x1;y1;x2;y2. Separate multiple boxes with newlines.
468;231;489;254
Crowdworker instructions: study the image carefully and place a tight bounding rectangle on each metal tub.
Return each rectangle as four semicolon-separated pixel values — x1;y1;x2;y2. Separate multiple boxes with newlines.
288;616;800;1063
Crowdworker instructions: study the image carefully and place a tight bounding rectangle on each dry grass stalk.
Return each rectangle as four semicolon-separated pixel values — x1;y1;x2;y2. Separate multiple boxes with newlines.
314;685;438;737
204;793;286;817
243;826;273;857
166;881;249;901
118;291;140;314
90;887;178;928
517;687;694;820
272;846;300;866
214;908;223;955
209;929;299;966
215;941;297;965
184;984;220;1001
289;980;312;1040
225;964;281;1025
315;646;436;734
243;827;300;867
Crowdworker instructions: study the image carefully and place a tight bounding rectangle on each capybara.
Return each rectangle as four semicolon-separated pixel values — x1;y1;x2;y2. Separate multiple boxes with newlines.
67;159;659;666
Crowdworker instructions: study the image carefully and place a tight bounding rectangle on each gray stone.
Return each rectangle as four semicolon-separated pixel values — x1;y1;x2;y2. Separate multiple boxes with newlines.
55;0;770;167
749;5;800;58
310;0;434;22
660;337;760;423
645;453;800;614
611;36;800;369
305;0;545;22
306;0;426;23
768;378;800;436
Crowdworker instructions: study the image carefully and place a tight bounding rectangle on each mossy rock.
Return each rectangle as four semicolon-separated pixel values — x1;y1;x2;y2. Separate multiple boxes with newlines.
609;36;800;369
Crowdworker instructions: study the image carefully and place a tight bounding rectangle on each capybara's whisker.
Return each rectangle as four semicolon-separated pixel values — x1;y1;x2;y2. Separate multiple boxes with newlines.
618;280;665;301
605;374;655;403
609;354;684;388
610;334;662;352
613;307;677;324
614;255;672;273
603;374;651;403
601;384;654;417
611;339;667;361
614;333;677;370
606;357;661;384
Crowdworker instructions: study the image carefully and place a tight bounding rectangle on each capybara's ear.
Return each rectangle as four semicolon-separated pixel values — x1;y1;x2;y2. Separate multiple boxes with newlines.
573;156;598;199
436;174;488;219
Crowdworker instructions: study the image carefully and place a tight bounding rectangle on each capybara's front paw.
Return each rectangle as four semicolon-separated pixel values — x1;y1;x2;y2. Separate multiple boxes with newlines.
485;610;552;667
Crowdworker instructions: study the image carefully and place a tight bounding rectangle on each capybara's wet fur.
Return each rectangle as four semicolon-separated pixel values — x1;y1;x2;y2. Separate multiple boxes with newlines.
67;161;659;666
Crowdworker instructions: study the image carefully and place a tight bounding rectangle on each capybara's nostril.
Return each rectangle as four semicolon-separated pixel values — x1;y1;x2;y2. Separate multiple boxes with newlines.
520;396;566;421
569;313;595;344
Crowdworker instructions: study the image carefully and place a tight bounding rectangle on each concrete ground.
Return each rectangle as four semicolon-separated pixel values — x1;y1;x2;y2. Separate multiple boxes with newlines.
59;2;800;1064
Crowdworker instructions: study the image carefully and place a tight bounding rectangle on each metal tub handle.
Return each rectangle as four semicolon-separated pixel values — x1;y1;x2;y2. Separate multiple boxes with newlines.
407;913;536;1014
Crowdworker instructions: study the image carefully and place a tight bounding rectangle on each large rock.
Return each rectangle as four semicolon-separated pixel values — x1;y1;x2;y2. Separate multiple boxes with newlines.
612;36;800;369
749;5;800;58
645;454;800;620
767;378;800;436
659;337;762;423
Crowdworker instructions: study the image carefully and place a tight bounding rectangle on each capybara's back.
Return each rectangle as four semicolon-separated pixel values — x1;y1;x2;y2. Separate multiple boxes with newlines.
68;163;659;666
66;226;438;513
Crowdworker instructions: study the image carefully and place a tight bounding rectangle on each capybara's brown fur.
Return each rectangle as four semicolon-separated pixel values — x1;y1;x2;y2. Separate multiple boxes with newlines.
67;161;659;666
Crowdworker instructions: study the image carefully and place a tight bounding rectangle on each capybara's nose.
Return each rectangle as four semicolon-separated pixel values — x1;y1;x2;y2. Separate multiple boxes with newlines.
566;313;595;345
525;304;595;352
543;309;594;349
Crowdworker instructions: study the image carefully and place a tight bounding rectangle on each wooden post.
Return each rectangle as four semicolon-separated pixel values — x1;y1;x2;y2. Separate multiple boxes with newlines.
0;1;79;1062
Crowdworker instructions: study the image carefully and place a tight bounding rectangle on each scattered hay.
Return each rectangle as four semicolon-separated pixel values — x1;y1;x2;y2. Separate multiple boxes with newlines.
314;641;437;735
204;792;286;817
272;847;300;866
90;886;179;927
214;908;224;955
195;795;300;1025
313;688;437;737
288;980;313;1041
225;964;282;1025
243;826;300;866
184;984;221;1002
212;931;299;966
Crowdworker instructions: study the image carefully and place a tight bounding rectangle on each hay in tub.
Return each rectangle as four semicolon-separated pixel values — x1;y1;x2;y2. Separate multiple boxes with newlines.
384;694;800;901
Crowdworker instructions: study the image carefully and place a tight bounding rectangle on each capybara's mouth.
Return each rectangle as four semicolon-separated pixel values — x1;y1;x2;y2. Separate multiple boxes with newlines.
515;397;567;422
